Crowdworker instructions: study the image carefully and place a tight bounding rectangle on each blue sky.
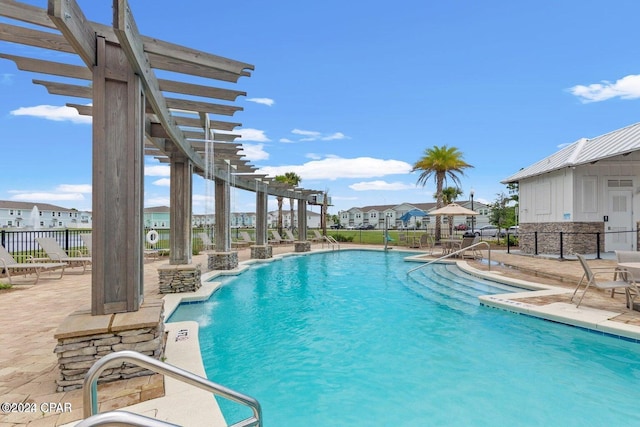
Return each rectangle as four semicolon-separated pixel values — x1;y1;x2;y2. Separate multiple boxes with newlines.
3;1;640;216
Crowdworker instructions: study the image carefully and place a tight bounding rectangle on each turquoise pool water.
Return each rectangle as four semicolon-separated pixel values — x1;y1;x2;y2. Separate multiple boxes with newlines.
168;250;640;426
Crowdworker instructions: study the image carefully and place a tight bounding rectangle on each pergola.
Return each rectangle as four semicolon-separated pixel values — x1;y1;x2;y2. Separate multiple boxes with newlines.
0;0;323;315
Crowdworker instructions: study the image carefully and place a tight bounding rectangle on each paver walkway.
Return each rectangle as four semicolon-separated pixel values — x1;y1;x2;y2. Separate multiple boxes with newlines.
1;242;638;426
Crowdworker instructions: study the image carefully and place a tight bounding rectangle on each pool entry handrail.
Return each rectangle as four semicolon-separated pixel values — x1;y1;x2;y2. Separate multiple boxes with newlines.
322;235;340;250
406;241;491;275
83;350;262;427
76;411;180;426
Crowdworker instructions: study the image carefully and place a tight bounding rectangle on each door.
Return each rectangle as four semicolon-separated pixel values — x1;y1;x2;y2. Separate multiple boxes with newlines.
605;189;634;251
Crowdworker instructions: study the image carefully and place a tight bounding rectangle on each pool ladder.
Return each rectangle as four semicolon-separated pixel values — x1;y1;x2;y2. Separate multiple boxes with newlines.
407;241;491;275
77;350;262;427
322;235;340;250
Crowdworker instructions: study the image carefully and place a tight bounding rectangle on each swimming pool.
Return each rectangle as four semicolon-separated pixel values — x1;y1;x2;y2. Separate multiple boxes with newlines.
168;250;640;426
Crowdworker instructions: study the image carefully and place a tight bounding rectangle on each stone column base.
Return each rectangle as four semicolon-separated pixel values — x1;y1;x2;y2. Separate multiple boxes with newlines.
294;241;311;253
158;264;202;293
53;301;165;392
251;245;273;259
208;251;239;270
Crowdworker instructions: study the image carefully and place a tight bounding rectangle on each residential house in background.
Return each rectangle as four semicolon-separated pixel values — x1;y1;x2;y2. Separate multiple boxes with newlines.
338;201;492;230
503;122;640;255
0;200;91;229
267;209;322;229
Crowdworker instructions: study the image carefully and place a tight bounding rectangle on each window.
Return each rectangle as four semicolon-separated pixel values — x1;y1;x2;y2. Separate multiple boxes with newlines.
9;210;13;215
608;179;633;188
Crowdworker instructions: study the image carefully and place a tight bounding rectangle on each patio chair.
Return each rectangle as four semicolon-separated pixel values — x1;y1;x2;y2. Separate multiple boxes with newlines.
614;250;640;298
0;244;66;285
571;254;638;308
398;232;408;247
36;237;92;274
197;232;214;251
418;233;435;253
459;236;482;259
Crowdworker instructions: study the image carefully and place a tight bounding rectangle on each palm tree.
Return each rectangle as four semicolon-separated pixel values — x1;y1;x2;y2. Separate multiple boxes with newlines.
413;145;472;241
274;172;302;234
439;186;463;236
284;172;302;232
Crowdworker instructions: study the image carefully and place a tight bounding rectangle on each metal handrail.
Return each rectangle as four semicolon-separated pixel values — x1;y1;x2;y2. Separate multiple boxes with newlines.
83;350;262;427
76;411;180;427
322;235;340;250
407;241;491;275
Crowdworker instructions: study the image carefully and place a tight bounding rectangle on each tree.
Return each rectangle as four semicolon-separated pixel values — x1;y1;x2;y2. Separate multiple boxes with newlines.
489;192;516;242
274;172;302;234
438;186;463;236
413;145;473;240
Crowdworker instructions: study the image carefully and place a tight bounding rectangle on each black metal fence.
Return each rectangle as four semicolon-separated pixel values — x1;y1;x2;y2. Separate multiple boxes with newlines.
0;227;214;259
506;229;638;259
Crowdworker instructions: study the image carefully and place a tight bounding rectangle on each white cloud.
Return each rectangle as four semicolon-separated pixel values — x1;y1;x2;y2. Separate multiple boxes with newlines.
246;97;274;106
321;132;347;141
10;104;92;124
305;153;322;160
287;129;347;143
145;165;171;177
258;156;412;181
1;73;14;85
241;143;270;161
292;129;321;137
145;196;170;207
7;183;92;204
153;178;171;187
279;138;294;143
236;128;270;142
349;180;416;191
568;74;640;103
57;184;92;193
11;192;86;202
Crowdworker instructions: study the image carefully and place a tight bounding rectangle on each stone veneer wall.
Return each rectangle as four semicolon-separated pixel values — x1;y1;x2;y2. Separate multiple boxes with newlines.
208;251;239;270
250;245;273;259
294;241;311;253
518;222;604;255
158;264;202;293
54;301;165;392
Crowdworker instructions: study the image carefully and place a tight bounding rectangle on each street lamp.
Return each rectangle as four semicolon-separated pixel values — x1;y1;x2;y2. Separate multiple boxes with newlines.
470;189;475;233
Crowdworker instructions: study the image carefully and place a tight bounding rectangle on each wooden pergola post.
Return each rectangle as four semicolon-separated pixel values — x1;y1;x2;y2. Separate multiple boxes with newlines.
91;36;144;315
169;153;193;265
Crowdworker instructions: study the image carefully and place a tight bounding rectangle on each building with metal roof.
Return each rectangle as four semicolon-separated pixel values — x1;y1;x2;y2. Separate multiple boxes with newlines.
503;122;640;255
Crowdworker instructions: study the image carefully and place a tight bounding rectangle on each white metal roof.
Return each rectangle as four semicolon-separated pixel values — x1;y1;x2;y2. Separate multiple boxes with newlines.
502;122;640;183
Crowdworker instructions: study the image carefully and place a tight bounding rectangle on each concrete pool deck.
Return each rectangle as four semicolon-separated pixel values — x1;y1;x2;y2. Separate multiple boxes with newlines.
2;242;640;425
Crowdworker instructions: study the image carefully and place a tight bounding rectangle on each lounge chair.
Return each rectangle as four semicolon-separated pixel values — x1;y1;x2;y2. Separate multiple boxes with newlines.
311;230;324;242
571;254;638;308
36;237;92;274
0;244;66;285
197;232;214;251
270;230;294;244
284;229;297;242
80;233;92;256
229;231;251;248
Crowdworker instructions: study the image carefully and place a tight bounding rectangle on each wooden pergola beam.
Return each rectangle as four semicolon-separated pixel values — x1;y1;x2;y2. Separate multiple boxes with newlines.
112;0;204;171
47;0;96;68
